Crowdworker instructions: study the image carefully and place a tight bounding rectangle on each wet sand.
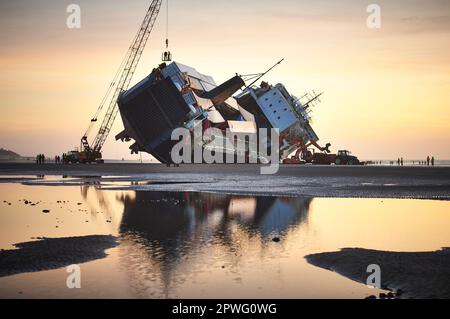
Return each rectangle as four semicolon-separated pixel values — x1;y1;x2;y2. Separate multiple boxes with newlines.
1;163;449;199
0;235;118;278
306;248;450;299
1;162;449;178
1;165;449;298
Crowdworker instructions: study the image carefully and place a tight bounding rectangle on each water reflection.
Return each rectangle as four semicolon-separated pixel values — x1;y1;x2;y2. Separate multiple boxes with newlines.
117;192;312;297
3;181;448;298
120;192;312;239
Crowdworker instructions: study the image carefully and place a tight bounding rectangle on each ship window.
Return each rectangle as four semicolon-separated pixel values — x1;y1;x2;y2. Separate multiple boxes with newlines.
269;104;272;107
273;110;277;113
277;117;281;120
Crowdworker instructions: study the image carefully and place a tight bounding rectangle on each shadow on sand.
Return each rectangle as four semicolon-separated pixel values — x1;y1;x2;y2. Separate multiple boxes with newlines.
306;247;450;299
0;235;118;278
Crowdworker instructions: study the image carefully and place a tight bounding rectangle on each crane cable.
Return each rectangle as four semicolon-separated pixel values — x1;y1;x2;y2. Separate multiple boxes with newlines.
83;51;129;138
165;0;169;49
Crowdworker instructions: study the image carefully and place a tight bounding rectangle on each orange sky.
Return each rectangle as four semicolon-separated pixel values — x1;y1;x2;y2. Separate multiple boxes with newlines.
0;0;449;160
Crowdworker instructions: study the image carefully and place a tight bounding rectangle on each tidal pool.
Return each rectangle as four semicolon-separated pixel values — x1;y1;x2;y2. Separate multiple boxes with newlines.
0;181;449;298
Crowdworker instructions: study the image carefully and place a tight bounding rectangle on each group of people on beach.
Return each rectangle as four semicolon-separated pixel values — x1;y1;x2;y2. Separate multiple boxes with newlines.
398;156;436;166
56;154;72;164
36;154;46;164
36;154;68;164
414;156;435;166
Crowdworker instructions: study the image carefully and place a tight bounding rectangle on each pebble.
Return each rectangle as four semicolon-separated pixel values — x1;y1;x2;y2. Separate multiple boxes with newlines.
272;237;281;243
365;295;377;299
42;210;50;213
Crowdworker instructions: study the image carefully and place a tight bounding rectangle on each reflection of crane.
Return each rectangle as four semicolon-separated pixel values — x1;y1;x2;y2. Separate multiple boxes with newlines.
68;0;164;163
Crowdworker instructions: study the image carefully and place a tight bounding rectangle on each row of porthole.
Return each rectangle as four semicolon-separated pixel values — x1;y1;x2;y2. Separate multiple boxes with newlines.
266;99;283;104
272;108;289;113
264;94;290;120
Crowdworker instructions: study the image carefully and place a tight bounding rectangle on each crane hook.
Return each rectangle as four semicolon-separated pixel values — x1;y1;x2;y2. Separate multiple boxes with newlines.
162;0;172;62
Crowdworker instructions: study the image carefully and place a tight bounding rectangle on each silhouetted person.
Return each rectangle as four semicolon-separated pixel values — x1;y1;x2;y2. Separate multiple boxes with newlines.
431;156;435;166
397;158;400;166
401;157;404;166
427;156;430;166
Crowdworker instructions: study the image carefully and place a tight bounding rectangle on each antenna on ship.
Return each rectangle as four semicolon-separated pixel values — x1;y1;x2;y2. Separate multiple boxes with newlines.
241;58;284;91
302;91;324;110
162;0;172;62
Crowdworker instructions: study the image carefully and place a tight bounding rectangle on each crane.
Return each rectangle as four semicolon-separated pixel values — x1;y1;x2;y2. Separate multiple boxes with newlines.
69;0;164;164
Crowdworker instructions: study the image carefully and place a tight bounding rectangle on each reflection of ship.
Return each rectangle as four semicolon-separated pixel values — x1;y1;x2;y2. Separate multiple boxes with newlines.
117;191;312;297
119;192;312;259
116;61;329;164
120;192;312;240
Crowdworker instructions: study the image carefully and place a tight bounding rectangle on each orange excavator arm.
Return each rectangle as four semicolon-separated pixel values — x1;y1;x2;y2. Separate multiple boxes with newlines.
281;134;331;163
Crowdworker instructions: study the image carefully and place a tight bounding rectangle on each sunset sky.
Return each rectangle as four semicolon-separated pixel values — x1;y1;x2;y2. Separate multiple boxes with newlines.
0;0;449;160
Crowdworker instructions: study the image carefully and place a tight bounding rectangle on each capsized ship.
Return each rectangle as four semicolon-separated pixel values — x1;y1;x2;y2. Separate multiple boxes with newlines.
116;61;329;163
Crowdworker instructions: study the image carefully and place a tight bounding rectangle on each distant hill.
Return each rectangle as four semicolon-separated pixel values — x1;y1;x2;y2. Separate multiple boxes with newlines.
0;148;22;160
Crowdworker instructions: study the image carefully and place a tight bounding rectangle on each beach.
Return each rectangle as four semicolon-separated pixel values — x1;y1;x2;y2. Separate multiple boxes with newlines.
0;163;449;298
0;163;449;199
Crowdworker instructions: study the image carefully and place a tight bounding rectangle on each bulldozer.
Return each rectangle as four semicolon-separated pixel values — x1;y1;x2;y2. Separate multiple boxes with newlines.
283;141;363;166
307;149;362;165
333;150;361;165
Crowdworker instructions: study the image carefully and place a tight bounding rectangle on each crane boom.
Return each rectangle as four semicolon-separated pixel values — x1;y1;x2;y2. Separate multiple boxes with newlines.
82;0;163;159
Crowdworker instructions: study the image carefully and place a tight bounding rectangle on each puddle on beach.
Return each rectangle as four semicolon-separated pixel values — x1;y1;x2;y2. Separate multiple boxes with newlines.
0;181;449;299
